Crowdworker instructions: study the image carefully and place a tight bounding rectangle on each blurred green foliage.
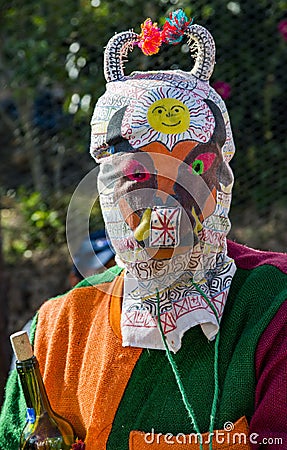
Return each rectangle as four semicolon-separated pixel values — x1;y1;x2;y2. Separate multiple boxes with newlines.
3;190;66;261
18;190;65;246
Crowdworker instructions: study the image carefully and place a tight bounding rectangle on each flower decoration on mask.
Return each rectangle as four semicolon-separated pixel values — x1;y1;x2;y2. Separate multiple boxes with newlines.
136;9;193;55
137;19;162;55
162;9;192;44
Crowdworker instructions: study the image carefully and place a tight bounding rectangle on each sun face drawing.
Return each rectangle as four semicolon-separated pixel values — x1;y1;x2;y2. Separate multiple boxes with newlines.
121;86;216;151
147;98;190;134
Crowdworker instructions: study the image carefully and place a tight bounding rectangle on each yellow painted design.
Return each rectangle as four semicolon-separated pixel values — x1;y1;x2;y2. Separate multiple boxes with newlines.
134;208;152;242
191;207;203;236
220;181;233;194
147;98;190;134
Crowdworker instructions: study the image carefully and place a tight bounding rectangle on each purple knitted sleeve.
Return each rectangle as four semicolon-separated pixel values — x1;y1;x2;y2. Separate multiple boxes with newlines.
250;300;287;449
227;241;287;448
227;239;287;274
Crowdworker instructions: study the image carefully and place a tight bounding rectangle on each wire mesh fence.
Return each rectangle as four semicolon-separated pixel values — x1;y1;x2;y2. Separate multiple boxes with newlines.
0;0;286;404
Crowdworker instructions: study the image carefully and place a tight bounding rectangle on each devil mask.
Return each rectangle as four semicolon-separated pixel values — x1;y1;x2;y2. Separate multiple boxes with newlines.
90;15;237;351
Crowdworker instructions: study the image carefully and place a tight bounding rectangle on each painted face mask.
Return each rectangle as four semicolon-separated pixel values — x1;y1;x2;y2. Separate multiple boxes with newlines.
90;12;236;352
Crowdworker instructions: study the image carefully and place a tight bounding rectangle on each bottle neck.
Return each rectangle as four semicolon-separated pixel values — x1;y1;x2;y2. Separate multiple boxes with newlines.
16;355;53;416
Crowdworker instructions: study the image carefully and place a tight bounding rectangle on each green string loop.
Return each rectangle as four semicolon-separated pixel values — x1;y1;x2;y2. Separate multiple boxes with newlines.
156;281;221;450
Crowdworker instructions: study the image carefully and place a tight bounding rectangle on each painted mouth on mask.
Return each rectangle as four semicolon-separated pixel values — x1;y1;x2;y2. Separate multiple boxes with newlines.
134;206;181;248
161;121;181;127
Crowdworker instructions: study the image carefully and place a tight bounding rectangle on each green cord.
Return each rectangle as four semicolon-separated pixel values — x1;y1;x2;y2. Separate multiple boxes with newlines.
209;330;220;449
156;282;221;450
156;290;203;449
191;281;221;450
190;282;220;323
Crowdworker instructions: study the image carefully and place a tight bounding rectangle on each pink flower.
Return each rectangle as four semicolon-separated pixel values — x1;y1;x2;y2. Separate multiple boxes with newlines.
213;81;231;100
137;18;162;55
278;19;287;41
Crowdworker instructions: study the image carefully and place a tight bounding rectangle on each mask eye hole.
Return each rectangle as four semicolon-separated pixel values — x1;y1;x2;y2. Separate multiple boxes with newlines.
123;160;151;182
189;152;216;176
192;159;204;175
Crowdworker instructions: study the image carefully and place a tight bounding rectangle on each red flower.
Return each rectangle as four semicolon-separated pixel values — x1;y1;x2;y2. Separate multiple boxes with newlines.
213;81;231;100
162;9;192;44
137;18;162;55
278;19;287;42
71;438;85;450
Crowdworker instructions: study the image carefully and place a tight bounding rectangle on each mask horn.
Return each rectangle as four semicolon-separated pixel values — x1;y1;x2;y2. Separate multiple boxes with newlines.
104;31;138;82
104;24;215;83
185;24;216;81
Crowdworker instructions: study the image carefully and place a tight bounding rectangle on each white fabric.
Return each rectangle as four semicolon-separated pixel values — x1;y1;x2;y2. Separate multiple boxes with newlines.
120;246;236;352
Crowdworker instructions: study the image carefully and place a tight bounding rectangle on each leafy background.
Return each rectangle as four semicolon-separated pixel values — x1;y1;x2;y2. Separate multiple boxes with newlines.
0;0;286;402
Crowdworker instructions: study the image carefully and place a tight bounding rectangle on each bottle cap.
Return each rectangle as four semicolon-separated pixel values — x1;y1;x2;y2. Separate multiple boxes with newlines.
10;331;34;361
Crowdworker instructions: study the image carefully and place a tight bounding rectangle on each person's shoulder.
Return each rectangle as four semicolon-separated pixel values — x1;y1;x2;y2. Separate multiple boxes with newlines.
227;239;287;275
32;266;124;345
226;241;287;326
74;265;123;288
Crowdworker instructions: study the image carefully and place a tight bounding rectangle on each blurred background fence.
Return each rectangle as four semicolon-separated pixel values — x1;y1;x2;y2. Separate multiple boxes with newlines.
0;0;287;401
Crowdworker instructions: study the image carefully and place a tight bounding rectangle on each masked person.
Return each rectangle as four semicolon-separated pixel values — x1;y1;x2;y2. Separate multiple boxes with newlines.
1;10;287;450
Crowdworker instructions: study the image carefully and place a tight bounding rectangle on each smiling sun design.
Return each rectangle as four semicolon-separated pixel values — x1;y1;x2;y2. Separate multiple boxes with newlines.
121;86;216;151
147;98;190;134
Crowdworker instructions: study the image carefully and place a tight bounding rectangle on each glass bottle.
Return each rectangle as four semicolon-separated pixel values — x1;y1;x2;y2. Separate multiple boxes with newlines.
10;331;75;450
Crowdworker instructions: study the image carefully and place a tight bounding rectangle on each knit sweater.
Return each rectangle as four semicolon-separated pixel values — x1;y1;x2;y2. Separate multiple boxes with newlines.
0;241;287;450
